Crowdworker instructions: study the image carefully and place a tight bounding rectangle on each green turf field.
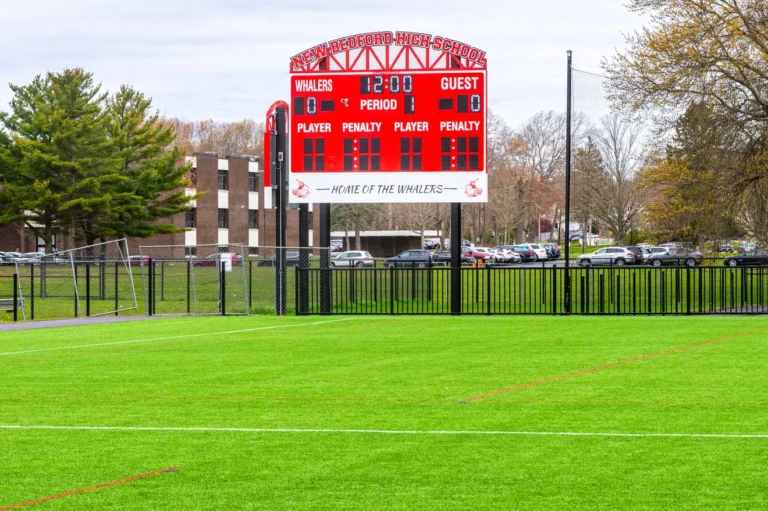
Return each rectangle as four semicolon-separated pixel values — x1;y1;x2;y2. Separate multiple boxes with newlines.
1;316;767;509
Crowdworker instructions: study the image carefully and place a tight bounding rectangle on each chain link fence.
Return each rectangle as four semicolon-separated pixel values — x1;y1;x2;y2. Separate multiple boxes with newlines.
139;244;248;316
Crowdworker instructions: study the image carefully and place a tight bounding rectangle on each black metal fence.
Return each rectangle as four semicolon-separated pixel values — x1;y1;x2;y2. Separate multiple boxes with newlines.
296;264;768;315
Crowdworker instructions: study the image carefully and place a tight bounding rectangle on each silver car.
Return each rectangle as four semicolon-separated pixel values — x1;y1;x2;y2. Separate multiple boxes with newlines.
577;247;638;266
331;251;375;267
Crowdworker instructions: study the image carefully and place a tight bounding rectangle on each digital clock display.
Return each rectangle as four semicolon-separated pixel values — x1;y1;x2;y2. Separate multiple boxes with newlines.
290;71;486;173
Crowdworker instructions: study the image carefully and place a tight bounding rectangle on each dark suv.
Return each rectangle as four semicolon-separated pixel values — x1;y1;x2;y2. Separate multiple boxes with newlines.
384;249;433;268
432;250;474;266
625;246;647;265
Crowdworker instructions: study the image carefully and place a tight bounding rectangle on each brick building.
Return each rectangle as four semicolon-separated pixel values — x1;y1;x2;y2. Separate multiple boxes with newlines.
0;152;319;255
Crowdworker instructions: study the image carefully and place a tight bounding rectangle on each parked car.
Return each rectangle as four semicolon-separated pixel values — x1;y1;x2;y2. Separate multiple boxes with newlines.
738;241;758;253
625;246;648;264
542;243;561;259
331;251;374;267
577;247;638;266
648;246;670;258
384;249;433;268
193;253;243;267
524;244;548;260
490;247;521;264
717;241;735;253
423;239;441;250
254;252;300;267
431;251;475;266
647;248;704;267
467;247;494;261
723;250;768;267
330;240;343;252
510;245;535;262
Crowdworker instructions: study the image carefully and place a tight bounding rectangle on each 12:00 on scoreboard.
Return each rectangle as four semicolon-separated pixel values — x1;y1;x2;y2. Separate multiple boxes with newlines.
290;71;486;173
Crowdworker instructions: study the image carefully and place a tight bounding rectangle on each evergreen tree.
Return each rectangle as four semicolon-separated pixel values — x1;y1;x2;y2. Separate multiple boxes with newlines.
0;68;120;251
102;85;199;240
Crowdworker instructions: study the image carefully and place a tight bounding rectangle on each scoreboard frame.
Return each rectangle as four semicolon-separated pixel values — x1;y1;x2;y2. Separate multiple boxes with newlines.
288;31;488;204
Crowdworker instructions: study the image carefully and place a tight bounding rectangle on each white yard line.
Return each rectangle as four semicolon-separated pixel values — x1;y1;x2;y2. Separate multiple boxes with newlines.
0;319;355;356
0;424;765;439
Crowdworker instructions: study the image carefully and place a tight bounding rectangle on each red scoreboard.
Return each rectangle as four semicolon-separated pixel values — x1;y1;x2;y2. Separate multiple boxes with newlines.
288;31;488;203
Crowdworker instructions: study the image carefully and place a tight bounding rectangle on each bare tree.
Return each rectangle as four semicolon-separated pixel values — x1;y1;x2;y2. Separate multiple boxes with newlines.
161;118;264;157
588;115;645;242
395;203;438;248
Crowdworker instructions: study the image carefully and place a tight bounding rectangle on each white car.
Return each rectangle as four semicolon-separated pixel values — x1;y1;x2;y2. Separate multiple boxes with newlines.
490;247;521;263
331;251;374;267
577;247;638;266
525;244;549;260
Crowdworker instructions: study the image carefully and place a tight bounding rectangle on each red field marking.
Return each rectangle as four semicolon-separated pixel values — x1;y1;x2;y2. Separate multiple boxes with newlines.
0;467;178;510
459;326;768;403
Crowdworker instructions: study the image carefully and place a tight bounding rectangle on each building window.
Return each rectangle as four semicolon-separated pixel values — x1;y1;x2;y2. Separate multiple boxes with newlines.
185;208;196;228
249;210;259;229
218;169;229;190
218;246;229;253
308;211;313;227
218;209;228;228
249;173;259;192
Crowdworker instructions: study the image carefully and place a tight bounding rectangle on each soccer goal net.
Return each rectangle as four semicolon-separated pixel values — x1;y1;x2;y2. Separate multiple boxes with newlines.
13;239;138;320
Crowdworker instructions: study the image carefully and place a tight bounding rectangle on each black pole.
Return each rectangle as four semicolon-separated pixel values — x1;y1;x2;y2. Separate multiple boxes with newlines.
274;106;288;316
30;264;35;321
450;203;462;315
147;259;153;316
319;203;332;314
186;259;191;314
298;203;310;314
563;50;573;314
114;262;119;316
12;273;18;322
86;263;91;317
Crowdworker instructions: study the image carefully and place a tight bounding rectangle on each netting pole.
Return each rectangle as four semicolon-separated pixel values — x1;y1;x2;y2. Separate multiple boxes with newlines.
563;50;573;315
73;260;79;318
114;262;119;316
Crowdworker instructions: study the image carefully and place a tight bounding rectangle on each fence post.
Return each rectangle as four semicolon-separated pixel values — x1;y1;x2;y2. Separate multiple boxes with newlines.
295;267;300;314
186;259;191;315
389;266;395;314
349;265;356;303
30;264;35;321
248;260;252;310
411;263;417;301
114;262;119;316
220;262;226;316
161;261;165;302
486;266;491;315
551;265;557;315
427;260;433;302
86;264;91;317
12;273;18;322
147;259;153;316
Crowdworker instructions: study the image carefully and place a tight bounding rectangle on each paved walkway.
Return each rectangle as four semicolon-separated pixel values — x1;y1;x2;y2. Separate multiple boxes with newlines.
0;315;176;332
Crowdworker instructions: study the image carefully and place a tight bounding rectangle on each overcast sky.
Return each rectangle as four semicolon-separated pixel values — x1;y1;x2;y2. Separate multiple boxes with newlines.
0;0;645;128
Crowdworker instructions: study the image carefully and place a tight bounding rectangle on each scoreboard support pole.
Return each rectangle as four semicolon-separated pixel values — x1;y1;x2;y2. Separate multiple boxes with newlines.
450;203;462;315
298;204;310;314
274;106;288;316
319;204;332;315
